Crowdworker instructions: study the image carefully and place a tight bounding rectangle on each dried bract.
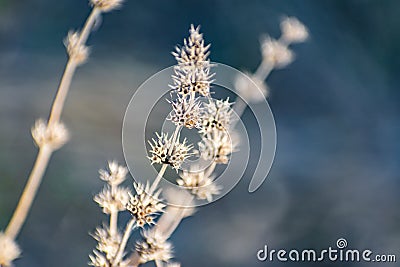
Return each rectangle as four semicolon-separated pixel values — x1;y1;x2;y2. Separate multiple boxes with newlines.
99;161;128;186
94;186;130;214
178;170;220;201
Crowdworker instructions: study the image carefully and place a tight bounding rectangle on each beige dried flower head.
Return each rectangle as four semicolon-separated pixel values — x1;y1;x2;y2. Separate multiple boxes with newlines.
64;31;89;65
126;183;166;228
280;16;309;44
92;226;121;261
199;131;238;164
171;67;213;97
260;36;294;68
148;132;193;170
136;229;173;264
200;98;234;135
172;24;211;69
0;232;21;267
90;0;124;12
234;72;269;103
31;119;69;150
168;95;202;129
99;161;128;186
94;185;130;214
178;170;220;201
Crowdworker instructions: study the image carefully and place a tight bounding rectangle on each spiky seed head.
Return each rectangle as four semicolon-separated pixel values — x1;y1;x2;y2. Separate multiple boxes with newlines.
148;132;193;170
199;98;234;135
168;96;202;129
126;183;165;228
91;226;121;261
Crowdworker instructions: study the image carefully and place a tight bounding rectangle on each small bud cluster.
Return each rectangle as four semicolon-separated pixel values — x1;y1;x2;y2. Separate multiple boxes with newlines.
235;16;308;104
0;232;21;267
31;119;69;150
136;229;173;264
126;183;166;228
90;161;132;267
177;170;220;201
64;31;89;65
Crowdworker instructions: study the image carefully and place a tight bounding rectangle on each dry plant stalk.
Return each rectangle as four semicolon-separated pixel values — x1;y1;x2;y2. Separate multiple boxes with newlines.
90;18;308;267
0;1;123;266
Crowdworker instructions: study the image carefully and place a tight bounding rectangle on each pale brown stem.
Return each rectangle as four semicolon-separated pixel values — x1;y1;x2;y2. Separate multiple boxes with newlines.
48;7;101;126
5;7;102;239
113;218;136;266
149;164;168;195
5;146;52;239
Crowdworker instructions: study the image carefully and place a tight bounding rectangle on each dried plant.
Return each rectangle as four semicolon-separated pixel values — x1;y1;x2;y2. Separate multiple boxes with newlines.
0;1;123;266
90;18;308;267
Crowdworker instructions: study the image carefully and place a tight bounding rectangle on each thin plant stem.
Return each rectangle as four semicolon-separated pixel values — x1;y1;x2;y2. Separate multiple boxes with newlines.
110;210;118;237
155;259;163;267
113;218;136;266
149;164;168;195
48;7;101;126
5;146;52;239
5;7;101;239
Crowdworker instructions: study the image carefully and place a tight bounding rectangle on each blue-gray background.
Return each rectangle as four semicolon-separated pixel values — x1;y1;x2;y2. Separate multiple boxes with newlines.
0;0;399;266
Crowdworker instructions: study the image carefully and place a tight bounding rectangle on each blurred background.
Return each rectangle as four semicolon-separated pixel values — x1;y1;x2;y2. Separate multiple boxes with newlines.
1;0;399;266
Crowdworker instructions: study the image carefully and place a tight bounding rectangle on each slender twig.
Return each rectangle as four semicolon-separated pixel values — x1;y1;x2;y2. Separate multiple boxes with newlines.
113;218;136;266
5;7;101;240
5;146;52;238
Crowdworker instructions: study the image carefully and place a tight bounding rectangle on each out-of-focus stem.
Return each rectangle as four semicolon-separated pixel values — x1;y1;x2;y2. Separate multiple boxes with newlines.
48;7;101;126
5;7;101;240
5;146;52;239
113;218;136;266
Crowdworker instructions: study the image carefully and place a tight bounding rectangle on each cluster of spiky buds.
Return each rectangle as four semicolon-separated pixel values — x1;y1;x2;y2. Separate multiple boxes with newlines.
136;229;173;264
199;98;234;135
126;183;165;228
168;96;202;129
171;67;213;97
91;226;121;262
177;170;220;201
172;24;210;69
148;132;193;170
198;132;237;164
94;185;130;214
31;119;69;150
90;0;124;12
64;31;89;65
0;232;21;267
